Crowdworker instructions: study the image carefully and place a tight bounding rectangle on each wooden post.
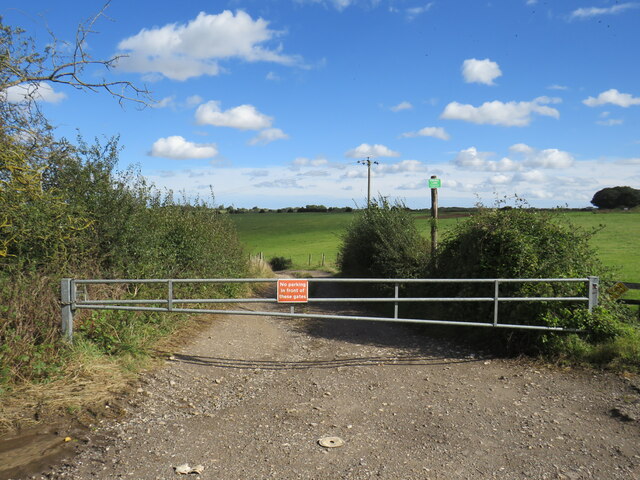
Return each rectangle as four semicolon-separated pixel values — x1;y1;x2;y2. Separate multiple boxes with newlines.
367;160;371;207
430;175;439;259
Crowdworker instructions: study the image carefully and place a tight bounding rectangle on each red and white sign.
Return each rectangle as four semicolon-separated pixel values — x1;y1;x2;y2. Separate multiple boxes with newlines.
277;279;309;303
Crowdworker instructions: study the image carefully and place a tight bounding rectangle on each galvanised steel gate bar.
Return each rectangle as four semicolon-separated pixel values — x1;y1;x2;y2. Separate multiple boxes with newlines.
61;277;599;342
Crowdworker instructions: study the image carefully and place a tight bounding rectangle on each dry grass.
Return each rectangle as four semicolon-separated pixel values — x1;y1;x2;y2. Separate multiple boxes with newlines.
0;352;135;433
0;262;275;435
249;256;275;278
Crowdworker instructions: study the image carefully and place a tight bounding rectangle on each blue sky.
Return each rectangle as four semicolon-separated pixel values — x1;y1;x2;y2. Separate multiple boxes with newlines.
3;0;639;208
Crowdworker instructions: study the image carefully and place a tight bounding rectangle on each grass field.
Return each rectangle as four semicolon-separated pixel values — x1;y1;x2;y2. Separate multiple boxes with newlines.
231;212;353;268
562;212;640;283
231;211;640;284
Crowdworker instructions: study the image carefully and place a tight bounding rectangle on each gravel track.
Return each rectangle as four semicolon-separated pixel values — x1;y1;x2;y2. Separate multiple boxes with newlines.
31;280;640;480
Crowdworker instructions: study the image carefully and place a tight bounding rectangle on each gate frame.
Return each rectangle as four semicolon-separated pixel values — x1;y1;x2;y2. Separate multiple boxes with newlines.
61;276;600;342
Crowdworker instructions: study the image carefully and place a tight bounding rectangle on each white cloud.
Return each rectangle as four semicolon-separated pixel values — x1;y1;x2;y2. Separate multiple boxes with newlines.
254;178;304;189
493;158;520;171
401;126;450;140
489;174;511;185
266;71;280;81
452;144;572;172
331;0;354;10
293;157;329;167
389;3;434;19
548;84;569;91
152;96;175;108
243;169;270;177
116;11;299;81
526;189;556;200
441;97;560;127
528;150;573;168
186;95;204;107
397;179;429;190
453;147;493;169
341;169;370;179
597;118;624;126
248;128;289;145
515;170;547;182
583;89;640;107
617;157;640;165
293;157;308;167
142;154;636;210
510;143;575;169
298;170;330;177
345;143;400;158
406;3;435;20
461;58;502;85
390;101;413;112
509;143;535;155
453;147;519;172
570;3;639;20
195;101;273;130
153;94;205;109
150;136;218;159
3;82;66;104
376;159;428;175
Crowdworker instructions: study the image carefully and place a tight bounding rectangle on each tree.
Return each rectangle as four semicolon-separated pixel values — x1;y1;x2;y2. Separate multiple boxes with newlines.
591;186;640;209
1;3;151;143
1;3;150;103
1;5;151;264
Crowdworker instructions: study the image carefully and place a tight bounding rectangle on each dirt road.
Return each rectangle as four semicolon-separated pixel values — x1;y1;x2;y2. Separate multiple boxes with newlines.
19;280;640;479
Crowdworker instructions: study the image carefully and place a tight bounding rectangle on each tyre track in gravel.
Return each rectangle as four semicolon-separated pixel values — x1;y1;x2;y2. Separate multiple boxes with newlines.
39;274;640;480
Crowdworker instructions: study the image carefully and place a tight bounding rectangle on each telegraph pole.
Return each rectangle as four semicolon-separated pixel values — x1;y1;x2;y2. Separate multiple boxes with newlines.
358;156;379;207
428;175;441;258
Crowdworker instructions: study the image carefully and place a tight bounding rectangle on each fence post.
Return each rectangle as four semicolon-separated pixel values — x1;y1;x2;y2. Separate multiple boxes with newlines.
588;276;599;312
493;280;500;326
394;283;399;320
61;278;75;343
168;280;174;312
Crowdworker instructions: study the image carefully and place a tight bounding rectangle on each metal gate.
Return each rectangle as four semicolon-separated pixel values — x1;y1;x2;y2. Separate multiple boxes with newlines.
61;276;600;342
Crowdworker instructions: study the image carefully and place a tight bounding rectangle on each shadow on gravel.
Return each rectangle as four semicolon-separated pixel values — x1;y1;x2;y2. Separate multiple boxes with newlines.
170;353;480;370
290;280;473;357
263;271;486;360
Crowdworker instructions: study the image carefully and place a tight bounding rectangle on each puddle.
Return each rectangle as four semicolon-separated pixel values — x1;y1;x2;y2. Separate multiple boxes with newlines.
0;426;86;480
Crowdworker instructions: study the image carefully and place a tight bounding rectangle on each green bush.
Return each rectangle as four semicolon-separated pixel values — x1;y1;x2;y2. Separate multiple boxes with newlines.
338;197;429;279
424;201;636;356
269;256;293;271
0;134;94;270
0;134;249;386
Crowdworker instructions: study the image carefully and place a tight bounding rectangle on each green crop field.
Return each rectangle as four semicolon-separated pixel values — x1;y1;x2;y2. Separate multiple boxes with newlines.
231;211;640;285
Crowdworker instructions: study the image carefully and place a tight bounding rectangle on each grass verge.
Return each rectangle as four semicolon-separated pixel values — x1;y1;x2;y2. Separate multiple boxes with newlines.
0;259;272;435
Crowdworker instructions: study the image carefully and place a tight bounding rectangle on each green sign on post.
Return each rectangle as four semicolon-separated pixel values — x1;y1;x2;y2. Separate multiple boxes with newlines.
428;178;441;189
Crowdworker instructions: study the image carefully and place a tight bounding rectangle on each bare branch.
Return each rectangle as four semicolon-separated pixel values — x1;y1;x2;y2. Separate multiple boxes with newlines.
0;2;153;109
